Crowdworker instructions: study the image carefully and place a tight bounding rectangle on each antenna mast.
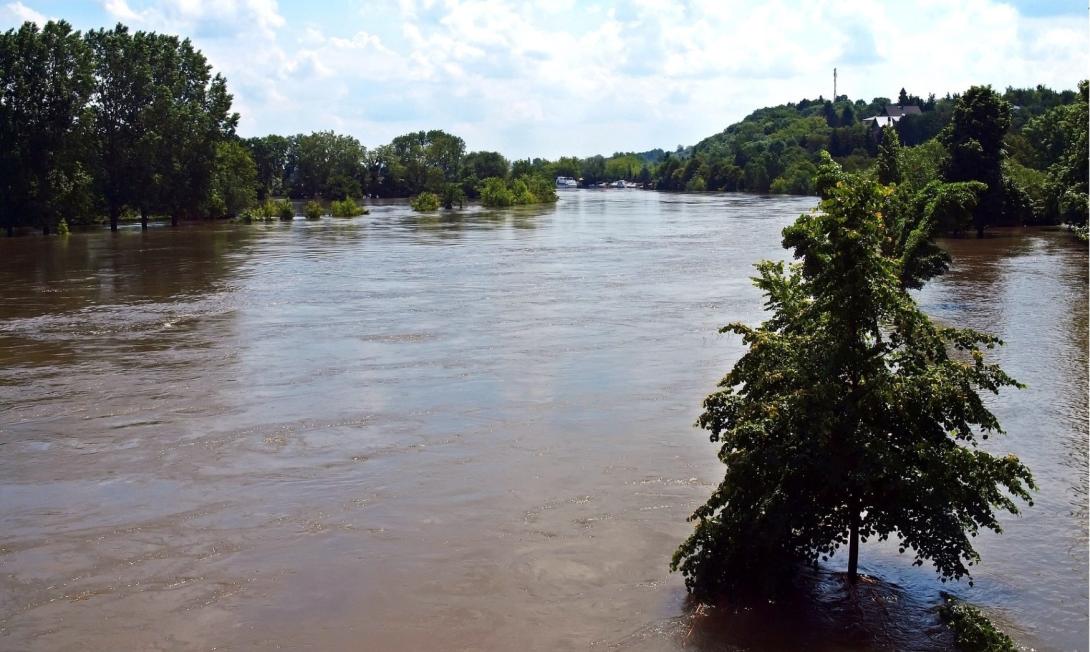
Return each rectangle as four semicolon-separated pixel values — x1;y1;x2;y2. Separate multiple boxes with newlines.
833;68;837;100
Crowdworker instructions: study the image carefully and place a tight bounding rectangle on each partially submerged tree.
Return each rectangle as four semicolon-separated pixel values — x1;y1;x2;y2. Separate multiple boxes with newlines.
0;21;93;236
672;154;1034;597
941;85;1011;237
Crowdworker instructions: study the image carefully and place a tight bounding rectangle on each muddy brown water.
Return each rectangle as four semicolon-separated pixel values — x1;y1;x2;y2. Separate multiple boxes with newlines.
0;191;1086;651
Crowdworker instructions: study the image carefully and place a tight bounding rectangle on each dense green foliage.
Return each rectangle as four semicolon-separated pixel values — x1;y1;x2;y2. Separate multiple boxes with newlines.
0;20;238;234
0;20;92;236
876;127;901;185
243;132;660;198
651;96;882;194
478;176;558;207
1013;81;1089;227
671;155;1034;597
329;197;365;217
939;595;1016;652
940;86;1014;236
211;140;258;218
245;198;293;222
303;200;323;220
645;83;1086;232
409;192;441;212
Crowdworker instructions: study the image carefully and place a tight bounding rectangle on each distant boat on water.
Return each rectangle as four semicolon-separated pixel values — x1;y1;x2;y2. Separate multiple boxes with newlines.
555;176;578;188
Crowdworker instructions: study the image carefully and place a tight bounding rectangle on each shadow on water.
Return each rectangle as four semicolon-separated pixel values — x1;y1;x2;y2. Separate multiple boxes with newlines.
682;581;952;651
0;223;257;369
617;569;955;652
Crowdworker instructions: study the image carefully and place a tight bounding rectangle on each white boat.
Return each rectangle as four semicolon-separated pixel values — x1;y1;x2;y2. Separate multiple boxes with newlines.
555;176;578;188
611;180;626;188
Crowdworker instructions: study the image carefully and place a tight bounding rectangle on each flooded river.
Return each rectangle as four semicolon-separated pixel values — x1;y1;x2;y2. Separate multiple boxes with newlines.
1;191;1086;651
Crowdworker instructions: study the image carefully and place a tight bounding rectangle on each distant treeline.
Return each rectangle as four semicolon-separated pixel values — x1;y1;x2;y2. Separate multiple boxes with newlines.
1;19;1085;236
244;130;563;204
648;84;1088;229
242;131;661;202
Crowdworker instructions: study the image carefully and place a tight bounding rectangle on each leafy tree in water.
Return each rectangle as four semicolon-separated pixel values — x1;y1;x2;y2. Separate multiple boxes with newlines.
941;85;1011;237
86;26;235;229
86;25;155;230
210;140;258;217
672;154;1033;597
876;125;901;185
143;33;236;226
389;130;466;195
291;131;365;199
245;134;292;199
0;21;94;236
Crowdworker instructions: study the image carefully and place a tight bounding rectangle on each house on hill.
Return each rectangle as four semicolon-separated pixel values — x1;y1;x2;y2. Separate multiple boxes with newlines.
861;104;923;132
883;104;922;118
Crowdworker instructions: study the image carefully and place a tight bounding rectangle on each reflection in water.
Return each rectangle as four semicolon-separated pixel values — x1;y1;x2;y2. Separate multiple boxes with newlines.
0;197;1086;651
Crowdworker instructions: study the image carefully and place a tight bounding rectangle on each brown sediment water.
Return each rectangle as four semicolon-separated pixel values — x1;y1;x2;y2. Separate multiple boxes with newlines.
0;191;1085;651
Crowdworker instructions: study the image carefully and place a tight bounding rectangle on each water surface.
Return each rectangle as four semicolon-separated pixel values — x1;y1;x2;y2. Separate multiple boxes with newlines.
1;191;1085;650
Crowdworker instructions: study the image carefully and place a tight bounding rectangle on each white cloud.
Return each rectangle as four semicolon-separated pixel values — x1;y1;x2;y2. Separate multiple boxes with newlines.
70;0;1090;157
102;0;285;38
3;1;48;24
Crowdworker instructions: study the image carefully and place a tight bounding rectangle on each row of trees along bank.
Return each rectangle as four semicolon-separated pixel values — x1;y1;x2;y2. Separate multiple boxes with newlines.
0;21;568;236
0;21;236;235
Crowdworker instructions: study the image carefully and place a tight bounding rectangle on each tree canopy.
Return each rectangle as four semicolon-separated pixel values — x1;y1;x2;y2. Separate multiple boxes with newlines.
672;154;1034;597
940;85;1012;237
0;21;93;236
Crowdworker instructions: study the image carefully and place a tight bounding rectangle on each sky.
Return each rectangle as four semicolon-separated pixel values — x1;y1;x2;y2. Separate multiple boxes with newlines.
2;0;1087;159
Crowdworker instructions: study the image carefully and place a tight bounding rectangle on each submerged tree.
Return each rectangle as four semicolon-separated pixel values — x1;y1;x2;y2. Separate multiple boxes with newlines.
0;21;93;236
941;85;1011;237
672;154;1034;597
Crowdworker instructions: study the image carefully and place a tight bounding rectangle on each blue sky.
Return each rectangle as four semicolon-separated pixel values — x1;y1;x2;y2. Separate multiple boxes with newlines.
2;0;1086;158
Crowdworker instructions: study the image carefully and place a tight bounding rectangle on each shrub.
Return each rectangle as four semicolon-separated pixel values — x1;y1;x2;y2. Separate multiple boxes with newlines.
410;192;441;212
479;177;515;207
304;200;323;220
330;197;365;217
441;183;466;209
938;595;1016;652
277;200;294;220
478;175;558;207
56;218;69;235
685;175;707;191
511;178;535;204
522;175;558;203
208;192;227;219
254;199;293;221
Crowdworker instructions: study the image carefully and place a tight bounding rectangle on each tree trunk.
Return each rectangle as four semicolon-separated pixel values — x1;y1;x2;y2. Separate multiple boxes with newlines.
847;507;860;583
140;208;148;231
109;207;119;232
